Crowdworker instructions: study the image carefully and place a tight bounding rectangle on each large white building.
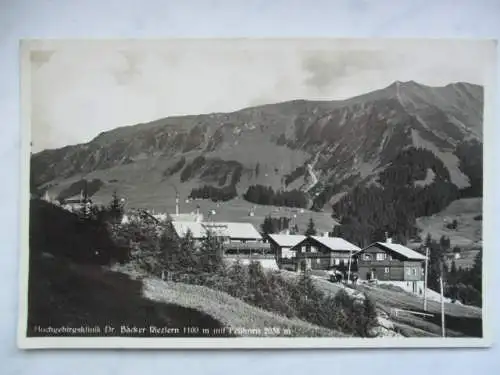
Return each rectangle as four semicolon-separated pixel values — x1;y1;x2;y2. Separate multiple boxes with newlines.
171;220;278;270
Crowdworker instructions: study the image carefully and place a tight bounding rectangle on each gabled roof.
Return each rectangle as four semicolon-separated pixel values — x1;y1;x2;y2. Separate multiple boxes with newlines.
171;221;262;240
309;236;361;252
267;234;306;247
171;221;206;238
361;242;427;261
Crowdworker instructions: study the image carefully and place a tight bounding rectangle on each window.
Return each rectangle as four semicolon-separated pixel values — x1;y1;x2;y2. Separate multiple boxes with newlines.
412;268;417;276
363;254;372;261
334;258;340;265
406;268;412;275
376;253;386;261
384;267;389;274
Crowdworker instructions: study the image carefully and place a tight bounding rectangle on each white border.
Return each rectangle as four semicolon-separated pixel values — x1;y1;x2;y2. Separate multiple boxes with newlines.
17;38;497;350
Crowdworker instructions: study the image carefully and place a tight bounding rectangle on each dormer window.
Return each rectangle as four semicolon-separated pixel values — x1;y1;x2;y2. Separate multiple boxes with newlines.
376;253;387;261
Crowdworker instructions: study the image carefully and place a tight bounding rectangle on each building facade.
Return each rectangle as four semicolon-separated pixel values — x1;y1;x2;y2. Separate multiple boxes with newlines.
355;240;427;295
293;235;361;272
266;234;306;270
171;220;279;270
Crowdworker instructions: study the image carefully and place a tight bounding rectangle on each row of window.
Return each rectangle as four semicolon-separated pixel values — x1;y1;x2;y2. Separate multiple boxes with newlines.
363;253;392;261
381;267;418;275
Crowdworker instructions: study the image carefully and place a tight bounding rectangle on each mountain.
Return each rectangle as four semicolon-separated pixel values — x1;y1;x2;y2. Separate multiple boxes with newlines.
31;81;483;238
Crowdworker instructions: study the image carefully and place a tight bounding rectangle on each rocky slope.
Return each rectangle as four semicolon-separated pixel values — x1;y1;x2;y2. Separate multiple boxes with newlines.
31;81;483;213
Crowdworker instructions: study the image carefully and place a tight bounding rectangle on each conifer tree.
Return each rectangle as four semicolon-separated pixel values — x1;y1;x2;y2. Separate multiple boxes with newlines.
305;217;317;236
108;190;124;224
260;215;275;235
199;229;224;273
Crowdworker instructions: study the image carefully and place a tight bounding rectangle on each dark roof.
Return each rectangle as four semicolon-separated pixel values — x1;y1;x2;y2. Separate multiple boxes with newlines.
356;242;427;261
293;235;360;252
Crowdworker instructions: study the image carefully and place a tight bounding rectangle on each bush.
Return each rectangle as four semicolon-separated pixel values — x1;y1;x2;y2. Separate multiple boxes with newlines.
112;217;379;337
183;261;378;337
112;218;165;276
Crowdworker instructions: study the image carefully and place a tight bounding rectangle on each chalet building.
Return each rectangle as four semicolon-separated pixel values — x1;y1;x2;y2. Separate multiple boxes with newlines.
354;239;427;295
267;234;306;270
293;234;361;272
171;221;278;270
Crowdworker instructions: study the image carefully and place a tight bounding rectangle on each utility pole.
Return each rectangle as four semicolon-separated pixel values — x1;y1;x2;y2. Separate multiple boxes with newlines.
175;191;180;216
424;247;429;311
439;261;446;338
347;249;353;284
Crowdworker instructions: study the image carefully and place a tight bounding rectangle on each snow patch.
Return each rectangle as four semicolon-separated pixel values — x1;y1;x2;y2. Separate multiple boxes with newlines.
414;168;436;187
329;191;347;205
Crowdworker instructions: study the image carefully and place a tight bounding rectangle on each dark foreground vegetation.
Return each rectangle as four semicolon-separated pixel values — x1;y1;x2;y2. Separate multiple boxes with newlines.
27;256;228;337
28;200;229;337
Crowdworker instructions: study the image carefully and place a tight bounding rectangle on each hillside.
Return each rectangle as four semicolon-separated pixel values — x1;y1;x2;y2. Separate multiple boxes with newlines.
281;271;482;337
27;199;338;338
416;197;483;248
31;81;483;236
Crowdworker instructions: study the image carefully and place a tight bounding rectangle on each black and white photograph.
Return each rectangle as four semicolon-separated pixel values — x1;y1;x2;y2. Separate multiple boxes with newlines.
18;39;495;349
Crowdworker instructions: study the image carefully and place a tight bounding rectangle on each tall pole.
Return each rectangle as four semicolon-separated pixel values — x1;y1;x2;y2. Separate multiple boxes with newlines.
169;183;179;216
440;274;446;337
439;260;446;338
424;247;429;311
175;192;179;216
347;249;353;284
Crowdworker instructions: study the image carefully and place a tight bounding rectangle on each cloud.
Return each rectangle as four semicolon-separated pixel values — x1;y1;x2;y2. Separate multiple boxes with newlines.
301;49;405;95
28;40;494;152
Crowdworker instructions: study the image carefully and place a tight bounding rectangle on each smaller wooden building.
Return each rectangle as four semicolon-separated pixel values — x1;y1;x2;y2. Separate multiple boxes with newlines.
267;234;306;270
354;240;427;295
293;235;361;272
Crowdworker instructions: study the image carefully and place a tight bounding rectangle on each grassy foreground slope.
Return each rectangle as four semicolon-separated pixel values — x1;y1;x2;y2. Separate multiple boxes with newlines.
280;270;482;338
141;278;342;337
28;199;339;338
27;255;228;337
28;255;339;338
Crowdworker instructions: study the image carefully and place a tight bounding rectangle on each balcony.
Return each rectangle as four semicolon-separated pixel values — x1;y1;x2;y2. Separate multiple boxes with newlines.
223;242;274;259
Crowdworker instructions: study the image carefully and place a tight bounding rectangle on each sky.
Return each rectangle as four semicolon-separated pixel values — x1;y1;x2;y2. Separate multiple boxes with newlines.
28;39;496;152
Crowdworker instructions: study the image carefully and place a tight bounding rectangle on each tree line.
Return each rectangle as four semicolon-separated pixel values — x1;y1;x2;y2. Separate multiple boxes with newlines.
188;185;237;202
331;148;461;247
243;184;308;208
420;233;482;307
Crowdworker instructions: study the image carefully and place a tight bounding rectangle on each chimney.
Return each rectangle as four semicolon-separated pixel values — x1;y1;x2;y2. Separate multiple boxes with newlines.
196;205;200;215
386;237;393;244
323;232;329;237
284;229;290;235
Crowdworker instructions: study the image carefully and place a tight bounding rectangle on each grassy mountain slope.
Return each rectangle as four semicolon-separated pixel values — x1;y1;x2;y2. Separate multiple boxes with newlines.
31;81;483;236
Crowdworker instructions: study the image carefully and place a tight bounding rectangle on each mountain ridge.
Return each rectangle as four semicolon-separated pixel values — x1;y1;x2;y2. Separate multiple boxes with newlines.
31;80;483;230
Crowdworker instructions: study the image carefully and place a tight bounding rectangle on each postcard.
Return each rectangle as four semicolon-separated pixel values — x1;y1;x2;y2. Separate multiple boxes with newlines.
18;38;495;349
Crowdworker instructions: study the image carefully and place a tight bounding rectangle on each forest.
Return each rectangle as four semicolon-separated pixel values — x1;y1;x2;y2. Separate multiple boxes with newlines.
188;185;237;202
243;184;308;208
331;148;461;247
